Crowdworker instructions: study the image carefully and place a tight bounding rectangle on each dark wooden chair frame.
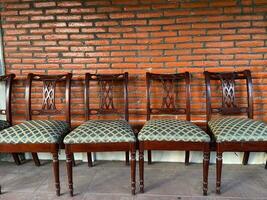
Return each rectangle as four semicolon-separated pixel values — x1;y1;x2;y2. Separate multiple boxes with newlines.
0;74;21;166
139;72;210;195
0;73;72;196
65;72;136;196
204;70;267;194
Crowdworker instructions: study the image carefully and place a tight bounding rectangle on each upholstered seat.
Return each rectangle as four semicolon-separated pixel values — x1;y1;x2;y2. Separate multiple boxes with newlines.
0;120;69;144
138;119;210;142
208;117;267;143
64;120;136;144
0;120;10;131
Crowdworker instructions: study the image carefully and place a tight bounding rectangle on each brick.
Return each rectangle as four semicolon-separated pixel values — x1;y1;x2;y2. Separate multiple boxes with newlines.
122;20;147;26
151;31;177;37
206;42;234;48
34;2;56;7
19;10;43;15
45;34;68;40
180;2;209;8
165;36;192;43
5;16;28;22
222;34;250;41
109;27;134;33
83;14;108;20
137;12;163;18
70;8;95;13
31;16;54;21
110;13;135;19
237;41;264;47
149;19;175;25
95;21;119;26
55;28;79;33
70;46;94;52
57;15;81;21
222;22;250;28
70;34;94;40
57;1;82;7
46;9;68;14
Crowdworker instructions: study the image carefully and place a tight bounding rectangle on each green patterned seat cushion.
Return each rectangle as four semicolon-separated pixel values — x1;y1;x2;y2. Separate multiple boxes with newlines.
208;117;267;143
64;120;136;144
0;120;10;131
138;120;210;142
0;120;70;144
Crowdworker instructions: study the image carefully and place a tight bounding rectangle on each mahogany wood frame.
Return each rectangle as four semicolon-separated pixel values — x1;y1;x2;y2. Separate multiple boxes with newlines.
65;72;136;196
0;73;72;196
204;70;266;194
0;74;21;166
139;72;210;195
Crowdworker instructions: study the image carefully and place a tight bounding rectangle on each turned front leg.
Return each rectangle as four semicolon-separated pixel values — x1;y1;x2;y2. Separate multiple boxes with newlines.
203;151;210;195
66;153;73;196
52;153;60;196
216;152;223;194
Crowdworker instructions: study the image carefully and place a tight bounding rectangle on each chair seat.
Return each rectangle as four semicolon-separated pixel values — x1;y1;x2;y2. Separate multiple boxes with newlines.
0;120;69;144
64;120;136;144
0;120;10;131
208;117;267;143
138;119;210;142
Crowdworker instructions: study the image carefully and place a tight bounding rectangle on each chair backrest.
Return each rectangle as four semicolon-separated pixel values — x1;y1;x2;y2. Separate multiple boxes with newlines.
146;72;191;121
85;73;129;121
25;73;72;124
204;70;253;121
0;74;15;124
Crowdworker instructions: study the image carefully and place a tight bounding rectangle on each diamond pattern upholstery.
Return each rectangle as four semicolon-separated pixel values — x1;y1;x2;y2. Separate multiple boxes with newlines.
64;120;136;144
0;120;70;144
0;120;10;131
138;120;210;142
208;117;267;143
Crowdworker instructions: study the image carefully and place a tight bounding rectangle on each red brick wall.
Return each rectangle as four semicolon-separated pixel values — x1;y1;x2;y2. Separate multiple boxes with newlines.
1;0;267;127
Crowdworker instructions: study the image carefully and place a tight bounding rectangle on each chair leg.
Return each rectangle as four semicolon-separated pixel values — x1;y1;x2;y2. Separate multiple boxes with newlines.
32;153;41;166
139;143;144;193
147;150;152;165
130;146;136;195
12;153;21;165
216;152;223;194
125;151;130;166
71;153;76;167
265;160;267;170
52;152;60;196
242;151;250;165
87;152;93;167
185;151;190;166
66;152;74;196
203;151;210;196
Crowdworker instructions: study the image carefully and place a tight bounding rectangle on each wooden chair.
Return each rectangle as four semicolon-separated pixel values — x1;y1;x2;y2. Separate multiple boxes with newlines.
64;73;136;196
138;72;211;195
204;70;267;194
0;73;72;196
0;74;22;166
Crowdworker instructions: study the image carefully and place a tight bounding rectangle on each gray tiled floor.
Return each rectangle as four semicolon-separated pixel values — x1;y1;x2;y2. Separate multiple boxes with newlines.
0;160;266;200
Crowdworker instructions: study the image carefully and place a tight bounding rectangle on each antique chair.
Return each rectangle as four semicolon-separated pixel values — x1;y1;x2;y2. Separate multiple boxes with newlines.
204;70;267;194
0;74;22;165
138;72;211;195
64;73;136;196
0;73;72;196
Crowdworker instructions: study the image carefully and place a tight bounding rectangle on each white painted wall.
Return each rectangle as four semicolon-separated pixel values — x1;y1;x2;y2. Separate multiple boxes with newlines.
34;150;266;164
